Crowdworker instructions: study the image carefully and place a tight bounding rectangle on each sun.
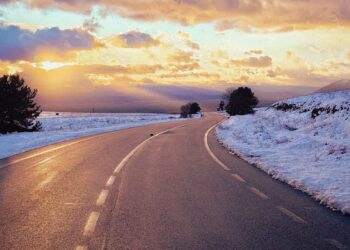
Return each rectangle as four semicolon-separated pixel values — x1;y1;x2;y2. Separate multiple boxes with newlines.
39;61;72;71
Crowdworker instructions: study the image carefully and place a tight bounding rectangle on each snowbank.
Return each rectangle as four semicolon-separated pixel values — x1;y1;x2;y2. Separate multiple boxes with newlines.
0;112;181;159
216;90;350;214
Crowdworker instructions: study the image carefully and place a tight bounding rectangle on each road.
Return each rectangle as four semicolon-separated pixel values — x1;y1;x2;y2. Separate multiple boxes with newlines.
0;113;349;250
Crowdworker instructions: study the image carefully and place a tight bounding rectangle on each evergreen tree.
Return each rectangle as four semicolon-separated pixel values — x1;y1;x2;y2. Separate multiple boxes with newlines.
0;75;42;134
224;87;259;116
218;100;225;111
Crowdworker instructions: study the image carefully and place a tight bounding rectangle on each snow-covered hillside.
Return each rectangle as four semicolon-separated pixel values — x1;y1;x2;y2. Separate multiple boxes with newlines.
216;90;350;214
0;112;181;159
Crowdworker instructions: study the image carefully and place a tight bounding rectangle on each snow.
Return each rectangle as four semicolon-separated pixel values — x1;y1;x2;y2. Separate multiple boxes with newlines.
0;112;183;159
216;90;350;214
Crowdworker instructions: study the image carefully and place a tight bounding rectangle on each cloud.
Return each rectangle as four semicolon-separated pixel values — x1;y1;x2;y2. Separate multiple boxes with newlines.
245;50;263;55
229;56;272;68
83;17;100;33
166;49;200;72
13;0;350;31
167;50;194;64
215;20;253;32
176;31;200;50
112;30;159;48
0;24;102;62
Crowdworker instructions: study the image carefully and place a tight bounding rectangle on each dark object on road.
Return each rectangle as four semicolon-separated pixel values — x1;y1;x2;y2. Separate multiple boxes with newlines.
150;133;154;137
223;87;259;116
180;102;201;118
0;74;42;134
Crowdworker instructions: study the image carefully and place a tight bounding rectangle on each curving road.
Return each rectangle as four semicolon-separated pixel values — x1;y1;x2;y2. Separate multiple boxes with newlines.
0;113;349;250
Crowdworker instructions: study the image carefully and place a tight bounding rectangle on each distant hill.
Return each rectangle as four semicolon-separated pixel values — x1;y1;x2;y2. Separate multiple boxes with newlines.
316;79;350;93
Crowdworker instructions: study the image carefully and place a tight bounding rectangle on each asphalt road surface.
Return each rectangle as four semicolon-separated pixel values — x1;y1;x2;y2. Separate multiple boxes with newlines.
0;113;349;250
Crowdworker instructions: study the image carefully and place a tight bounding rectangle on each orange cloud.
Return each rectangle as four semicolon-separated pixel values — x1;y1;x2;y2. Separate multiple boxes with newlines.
167;50;194;64
166;49;200;72
229;56;272;68
14;0;350;31
176;31;200;50
111;30;160;48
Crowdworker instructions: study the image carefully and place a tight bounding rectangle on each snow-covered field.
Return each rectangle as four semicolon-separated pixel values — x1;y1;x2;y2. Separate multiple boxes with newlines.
216;90;350;214
0;112;181;159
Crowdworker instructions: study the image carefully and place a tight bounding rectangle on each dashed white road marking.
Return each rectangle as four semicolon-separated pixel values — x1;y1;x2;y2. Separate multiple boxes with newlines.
231;174;246;183
83;212;100;237
276;206;307;224
106;176;116;187
325;239;348;250
76;123;189;250
96;189;109;206
204;124;230;171
76;245;88;250
249;187;269;200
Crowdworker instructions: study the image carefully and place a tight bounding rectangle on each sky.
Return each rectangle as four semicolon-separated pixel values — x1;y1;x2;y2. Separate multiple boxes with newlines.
0;0;350;112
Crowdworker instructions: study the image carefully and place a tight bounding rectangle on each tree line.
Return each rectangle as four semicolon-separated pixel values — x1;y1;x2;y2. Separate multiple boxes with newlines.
180;87;259;117
0;74;259;134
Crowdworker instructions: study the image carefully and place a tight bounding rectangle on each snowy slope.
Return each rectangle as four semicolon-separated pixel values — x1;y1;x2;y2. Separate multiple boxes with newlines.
0;112;182;159
216;90;350;214
316;79;350;93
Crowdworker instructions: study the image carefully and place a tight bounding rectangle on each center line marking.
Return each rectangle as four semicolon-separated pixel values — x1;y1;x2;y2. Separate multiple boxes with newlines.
231;174;246;183
325;239;348;250
76;123;188;241
83;212;100;237
106;176;116;187
249;187;269;200
276;206;307;224
204;123;230;171
75;246;87;250
113;124;187;174
96;189;109;206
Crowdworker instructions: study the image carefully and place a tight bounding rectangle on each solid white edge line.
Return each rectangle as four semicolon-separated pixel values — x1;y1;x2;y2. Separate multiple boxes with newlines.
83;212;100;237
204;124;230;171
0;135;100;169
96;189;109;206
276;206;307;224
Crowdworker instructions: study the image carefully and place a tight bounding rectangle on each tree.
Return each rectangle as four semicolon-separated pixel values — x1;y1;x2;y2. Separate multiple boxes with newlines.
189;102;201;114
223;87;259;116
180;103;191;118
180;102;201;118
217;100;225;111
0;75;42;134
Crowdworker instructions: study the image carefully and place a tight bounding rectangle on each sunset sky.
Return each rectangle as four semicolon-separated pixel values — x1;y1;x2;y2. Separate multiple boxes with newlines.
1;1;350;111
